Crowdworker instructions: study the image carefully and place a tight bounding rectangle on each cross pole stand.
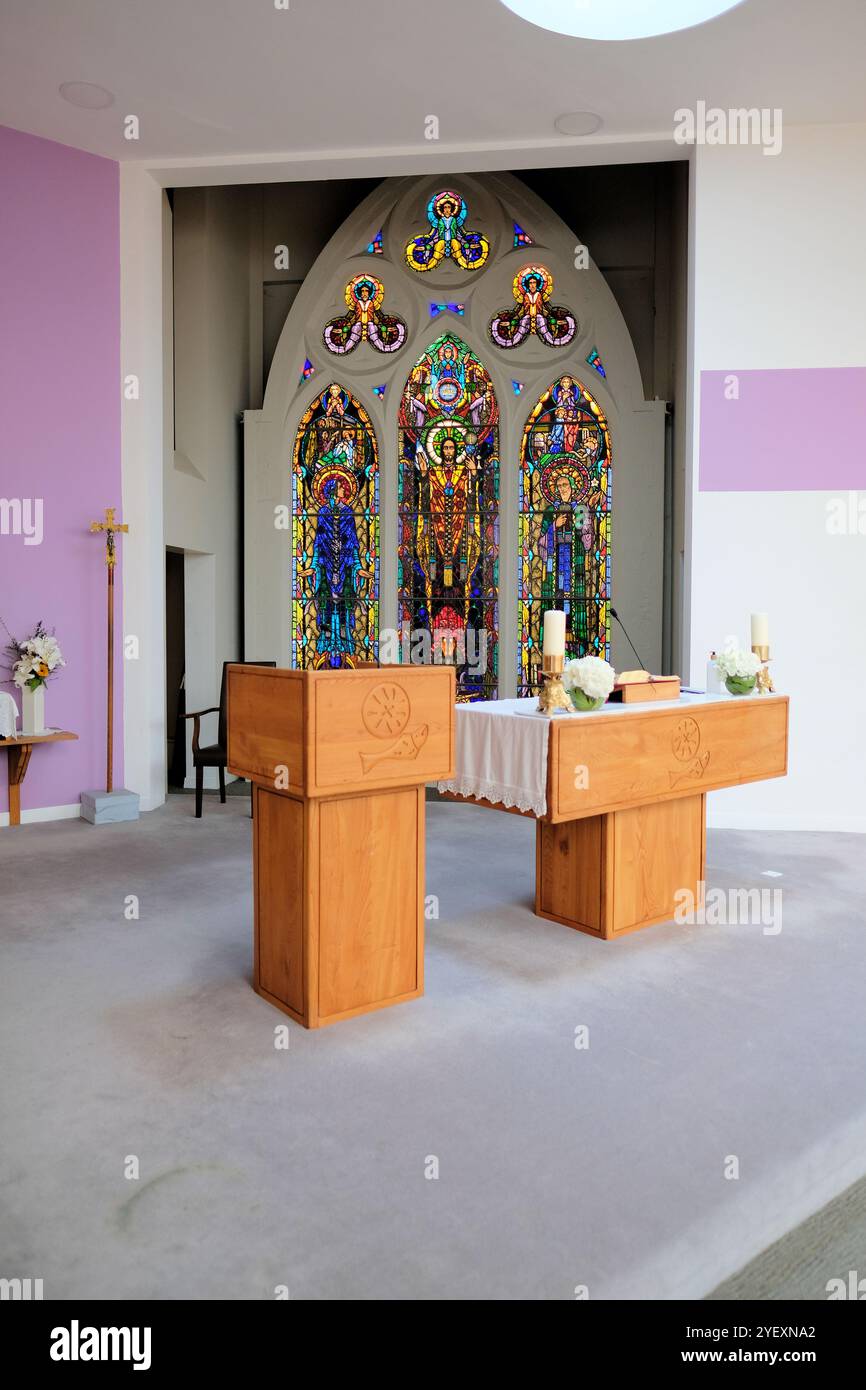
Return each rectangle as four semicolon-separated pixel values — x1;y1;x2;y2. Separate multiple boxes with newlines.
89;507;128;794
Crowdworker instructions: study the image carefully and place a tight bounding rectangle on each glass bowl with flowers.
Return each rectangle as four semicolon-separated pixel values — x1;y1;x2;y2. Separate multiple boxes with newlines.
561;654;616;712
715;636;761;696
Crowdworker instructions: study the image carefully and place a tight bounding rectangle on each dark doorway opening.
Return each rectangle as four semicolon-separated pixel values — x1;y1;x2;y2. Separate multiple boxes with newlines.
165;548;186;789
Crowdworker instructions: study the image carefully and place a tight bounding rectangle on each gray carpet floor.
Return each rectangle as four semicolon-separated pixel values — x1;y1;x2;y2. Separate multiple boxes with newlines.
707;1172;866;1300
1;796;864;1300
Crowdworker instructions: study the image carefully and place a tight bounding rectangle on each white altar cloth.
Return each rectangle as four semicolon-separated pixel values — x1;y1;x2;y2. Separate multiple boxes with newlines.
437;697;554;816
436;691;751;817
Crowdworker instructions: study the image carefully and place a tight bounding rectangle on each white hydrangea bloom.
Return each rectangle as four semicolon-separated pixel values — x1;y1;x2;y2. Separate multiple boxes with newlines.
716;637;761;680
561;654;616;700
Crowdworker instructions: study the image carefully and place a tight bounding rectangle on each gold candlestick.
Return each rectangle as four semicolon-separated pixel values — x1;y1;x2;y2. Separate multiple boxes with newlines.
90;507;129;792
751;643;774;694
537;652;572;715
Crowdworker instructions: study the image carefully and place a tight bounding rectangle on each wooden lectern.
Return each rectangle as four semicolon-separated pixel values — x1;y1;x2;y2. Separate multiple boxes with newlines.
227;664;455;1028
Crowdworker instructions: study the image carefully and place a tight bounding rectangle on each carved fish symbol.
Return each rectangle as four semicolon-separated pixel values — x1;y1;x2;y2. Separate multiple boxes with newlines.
669;749;710;788
360;724;429;775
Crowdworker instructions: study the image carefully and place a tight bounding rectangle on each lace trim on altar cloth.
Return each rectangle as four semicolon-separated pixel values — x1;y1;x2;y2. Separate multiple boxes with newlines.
436;776;546;818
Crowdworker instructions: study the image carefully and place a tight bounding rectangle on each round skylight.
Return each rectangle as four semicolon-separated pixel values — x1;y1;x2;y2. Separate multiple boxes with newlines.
498;0;748;42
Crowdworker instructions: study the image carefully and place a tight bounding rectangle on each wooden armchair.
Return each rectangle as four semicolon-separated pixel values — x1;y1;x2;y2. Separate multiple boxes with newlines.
186;660;276;817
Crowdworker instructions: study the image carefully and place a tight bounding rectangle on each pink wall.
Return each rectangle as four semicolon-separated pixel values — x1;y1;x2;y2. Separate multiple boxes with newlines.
0;124;122;815
700;367;866;491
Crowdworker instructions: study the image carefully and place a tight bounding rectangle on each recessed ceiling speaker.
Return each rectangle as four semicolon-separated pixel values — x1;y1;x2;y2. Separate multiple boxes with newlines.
59;82;115;110
554;112;604;137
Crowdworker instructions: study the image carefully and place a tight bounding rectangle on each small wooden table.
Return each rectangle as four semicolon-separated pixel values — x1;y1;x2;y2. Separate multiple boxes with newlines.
2;730;78;826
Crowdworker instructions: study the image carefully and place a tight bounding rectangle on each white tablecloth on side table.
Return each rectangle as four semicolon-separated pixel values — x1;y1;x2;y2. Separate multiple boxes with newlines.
437;697;556;816
0;690;19;739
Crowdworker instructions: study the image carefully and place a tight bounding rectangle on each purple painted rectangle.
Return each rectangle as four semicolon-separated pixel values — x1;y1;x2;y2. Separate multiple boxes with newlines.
0;124;121;815
700;367;866;491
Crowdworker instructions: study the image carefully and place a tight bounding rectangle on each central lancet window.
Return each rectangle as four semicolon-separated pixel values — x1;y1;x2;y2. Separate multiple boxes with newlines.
397;335;500;700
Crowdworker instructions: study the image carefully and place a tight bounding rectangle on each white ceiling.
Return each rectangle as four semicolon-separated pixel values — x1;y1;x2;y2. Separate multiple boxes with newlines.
1;0;865;178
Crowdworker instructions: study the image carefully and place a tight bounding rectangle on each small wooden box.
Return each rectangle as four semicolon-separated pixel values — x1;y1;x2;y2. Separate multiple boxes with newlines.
611;675;681;704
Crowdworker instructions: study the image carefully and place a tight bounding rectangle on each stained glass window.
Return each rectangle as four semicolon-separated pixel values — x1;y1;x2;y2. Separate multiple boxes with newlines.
405;191;489;272
429;302;465;318
397;335;499;700
291;384;379;669
586;347;607;379
323;274;406;355
518;376;611;696
489;265;577;348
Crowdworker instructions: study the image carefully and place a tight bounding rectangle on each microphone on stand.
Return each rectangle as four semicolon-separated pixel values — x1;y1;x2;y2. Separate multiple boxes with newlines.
610;606;647;671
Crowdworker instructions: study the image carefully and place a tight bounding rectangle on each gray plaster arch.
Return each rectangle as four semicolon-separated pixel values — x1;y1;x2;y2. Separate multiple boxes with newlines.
244;171;665;688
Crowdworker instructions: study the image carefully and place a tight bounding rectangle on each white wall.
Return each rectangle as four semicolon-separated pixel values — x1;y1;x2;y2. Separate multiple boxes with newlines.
168;187;250;785
690;126;866;832
120;165;166;813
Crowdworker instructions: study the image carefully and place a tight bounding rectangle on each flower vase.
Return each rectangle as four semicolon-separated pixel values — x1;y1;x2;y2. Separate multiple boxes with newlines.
21;682;46;734
570;688;605;712
724;675;756;697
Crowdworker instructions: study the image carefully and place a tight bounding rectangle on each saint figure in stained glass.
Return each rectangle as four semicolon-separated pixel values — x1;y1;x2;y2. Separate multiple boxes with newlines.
292;385;379;668
518;376;610;695
398;335;499;699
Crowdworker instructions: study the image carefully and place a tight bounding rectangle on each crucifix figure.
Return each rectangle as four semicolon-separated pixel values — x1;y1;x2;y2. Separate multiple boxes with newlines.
90;507;129;792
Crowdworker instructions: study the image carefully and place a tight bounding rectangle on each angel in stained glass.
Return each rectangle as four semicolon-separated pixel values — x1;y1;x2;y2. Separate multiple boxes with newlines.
405;190;490;273
489;265;577;348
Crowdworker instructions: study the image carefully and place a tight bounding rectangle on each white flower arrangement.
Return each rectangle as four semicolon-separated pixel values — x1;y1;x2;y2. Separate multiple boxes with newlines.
3;620;66;691
561;654;616;702
715;636;761;682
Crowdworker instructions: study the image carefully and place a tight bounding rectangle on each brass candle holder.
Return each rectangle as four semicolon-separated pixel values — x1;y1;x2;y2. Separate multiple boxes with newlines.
537;652;573;715
751;643;774;694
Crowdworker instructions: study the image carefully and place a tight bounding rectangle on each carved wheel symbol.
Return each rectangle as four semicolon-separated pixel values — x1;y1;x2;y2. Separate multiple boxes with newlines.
362;683;410;739
672;717;701;762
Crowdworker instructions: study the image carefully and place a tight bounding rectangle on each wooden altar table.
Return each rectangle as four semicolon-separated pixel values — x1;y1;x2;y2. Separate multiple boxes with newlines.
439;693;789;939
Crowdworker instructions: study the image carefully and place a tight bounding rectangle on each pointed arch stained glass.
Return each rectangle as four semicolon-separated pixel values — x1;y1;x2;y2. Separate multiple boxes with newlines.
397;334;499;700
291;384;379;669
518;375;611;696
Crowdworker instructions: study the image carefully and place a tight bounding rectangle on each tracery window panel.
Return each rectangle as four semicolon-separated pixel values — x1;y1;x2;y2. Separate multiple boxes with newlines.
291;383;379;669
397;334;499;701
518;375;611;696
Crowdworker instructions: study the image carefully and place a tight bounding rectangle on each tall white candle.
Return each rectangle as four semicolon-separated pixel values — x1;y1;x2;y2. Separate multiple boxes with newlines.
750;612;769;647
542;610;566;657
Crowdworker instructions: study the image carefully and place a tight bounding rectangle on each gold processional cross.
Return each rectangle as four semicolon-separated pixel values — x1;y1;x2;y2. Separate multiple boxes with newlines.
89;508;129;792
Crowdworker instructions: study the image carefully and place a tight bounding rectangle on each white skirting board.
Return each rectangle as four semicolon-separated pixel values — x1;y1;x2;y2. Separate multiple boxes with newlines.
708;810;866;834
0;802;82;828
